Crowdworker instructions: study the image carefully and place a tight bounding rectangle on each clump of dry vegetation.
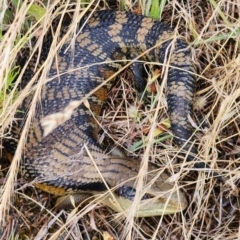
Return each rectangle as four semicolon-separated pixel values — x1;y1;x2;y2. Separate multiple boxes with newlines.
0;0;239;239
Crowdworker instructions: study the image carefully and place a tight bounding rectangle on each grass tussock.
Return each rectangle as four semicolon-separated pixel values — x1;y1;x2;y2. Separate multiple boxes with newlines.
0;0;240;239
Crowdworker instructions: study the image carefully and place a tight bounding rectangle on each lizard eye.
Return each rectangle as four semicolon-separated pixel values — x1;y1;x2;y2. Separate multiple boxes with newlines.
141;193;155;200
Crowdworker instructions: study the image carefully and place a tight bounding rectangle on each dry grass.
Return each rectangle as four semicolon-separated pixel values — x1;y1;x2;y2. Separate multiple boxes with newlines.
0;0;240;239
